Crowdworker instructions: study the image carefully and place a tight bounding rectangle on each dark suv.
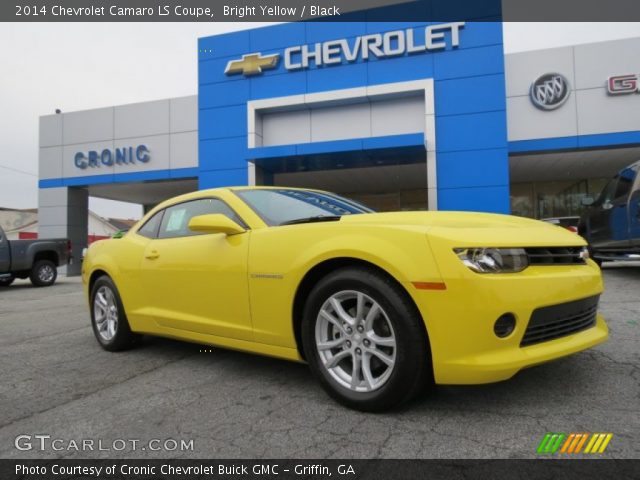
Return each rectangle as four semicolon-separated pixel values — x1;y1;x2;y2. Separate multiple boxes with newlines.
579;160;640;264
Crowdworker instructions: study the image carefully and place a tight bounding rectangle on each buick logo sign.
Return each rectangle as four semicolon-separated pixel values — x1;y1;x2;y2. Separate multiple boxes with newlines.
530;73;571;110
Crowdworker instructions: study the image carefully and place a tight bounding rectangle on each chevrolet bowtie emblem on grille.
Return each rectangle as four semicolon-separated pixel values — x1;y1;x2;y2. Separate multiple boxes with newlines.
224;53;280;76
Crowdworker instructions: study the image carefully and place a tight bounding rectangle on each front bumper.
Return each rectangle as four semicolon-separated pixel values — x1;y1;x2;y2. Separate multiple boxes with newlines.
408;260;608;385
434;314;607;384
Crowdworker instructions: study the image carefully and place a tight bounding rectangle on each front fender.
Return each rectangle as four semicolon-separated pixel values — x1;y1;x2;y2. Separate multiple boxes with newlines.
247;224;442;348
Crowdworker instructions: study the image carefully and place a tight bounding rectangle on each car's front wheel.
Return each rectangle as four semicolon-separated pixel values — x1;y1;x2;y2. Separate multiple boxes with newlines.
301;266;432;412
90;276;140;351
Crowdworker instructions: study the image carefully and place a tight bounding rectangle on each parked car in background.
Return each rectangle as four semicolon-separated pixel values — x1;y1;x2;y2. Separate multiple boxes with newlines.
579;160;640;264
541;216;580;234
0;224;71;287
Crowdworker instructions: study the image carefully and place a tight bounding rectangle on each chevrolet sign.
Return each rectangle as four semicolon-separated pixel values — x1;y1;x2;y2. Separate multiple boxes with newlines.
225;53;279;76
224;22;465;76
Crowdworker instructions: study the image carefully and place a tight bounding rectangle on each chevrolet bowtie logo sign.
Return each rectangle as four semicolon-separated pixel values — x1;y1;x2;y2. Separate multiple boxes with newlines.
222;23;466;77
224;53;280;76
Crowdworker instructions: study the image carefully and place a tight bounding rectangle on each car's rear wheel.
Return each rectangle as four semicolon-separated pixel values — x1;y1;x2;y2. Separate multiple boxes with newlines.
90;276;140;351
30;260;57;287
0;275;15;287
301;266;432;412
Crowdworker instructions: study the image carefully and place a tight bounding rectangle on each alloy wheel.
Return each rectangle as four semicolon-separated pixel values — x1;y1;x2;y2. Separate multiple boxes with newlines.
94;286;119;341
38;264;55;283
315;290;397;392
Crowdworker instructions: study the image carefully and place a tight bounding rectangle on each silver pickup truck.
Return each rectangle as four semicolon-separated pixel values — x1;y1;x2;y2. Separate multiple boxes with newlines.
0;225;71;287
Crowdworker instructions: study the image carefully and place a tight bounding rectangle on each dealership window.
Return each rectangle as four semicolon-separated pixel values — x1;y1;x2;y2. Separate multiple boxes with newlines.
254;146;429;213
157;198;242;239
511;178;609;219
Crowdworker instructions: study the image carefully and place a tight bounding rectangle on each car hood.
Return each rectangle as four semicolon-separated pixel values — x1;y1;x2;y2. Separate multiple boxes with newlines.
340;211;586;247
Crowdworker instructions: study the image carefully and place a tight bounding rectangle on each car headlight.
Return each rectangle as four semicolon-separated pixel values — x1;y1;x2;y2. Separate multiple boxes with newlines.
454;248;529;273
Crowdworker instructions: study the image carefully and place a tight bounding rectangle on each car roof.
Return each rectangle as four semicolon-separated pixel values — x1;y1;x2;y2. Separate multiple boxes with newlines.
228;186;329;193
149;186;334;212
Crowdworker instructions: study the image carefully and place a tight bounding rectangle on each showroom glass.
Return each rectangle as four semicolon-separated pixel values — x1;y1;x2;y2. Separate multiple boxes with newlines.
157;198;243;238
510;178;610;219
236;189;373;226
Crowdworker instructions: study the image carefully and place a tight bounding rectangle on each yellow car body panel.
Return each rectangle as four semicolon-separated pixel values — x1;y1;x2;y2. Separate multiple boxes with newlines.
82;187;608;384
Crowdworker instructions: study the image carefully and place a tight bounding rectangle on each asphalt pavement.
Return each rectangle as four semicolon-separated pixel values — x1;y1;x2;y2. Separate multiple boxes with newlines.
1;264;638;459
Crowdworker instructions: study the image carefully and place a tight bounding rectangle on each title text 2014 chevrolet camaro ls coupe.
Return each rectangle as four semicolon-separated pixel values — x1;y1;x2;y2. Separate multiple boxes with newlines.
82;188;608;411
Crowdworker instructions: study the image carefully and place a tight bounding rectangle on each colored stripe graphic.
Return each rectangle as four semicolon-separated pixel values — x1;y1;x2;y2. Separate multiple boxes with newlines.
584;433;613;454
560;433;589;453
540;433;613;454
537;433;566;454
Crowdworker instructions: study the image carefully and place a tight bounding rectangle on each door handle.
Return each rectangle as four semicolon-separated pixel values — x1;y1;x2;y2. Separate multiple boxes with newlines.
145;250;160;260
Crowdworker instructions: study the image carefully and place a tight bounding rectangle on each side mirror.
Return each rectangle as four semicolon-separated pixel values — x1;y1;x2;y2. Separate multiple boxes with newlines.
188;214;245;235
581;196;595;207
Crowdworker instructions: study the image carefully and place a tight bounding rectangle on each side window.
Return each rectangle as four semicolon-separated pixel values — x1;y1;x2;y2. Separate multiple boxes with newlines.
614;167;638;200
137;210;164;239
158;198;242;239
597;177;618;206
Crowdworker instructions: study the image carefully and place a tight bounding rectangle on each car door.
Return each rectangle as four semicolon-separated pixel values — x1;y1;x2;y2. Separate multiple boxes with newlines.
627;166;640;247
608;166;637;249
139;198;253;341
0;228;10;272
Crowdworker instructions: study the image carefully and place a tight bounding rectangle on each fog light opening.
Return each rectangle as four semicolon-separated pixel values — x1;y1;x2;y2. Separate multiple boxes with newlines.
494;313;516;338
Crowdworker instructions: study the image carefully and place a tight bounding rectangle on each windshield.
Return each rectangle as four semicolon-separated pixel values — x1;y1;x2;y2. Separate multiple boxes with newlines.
235;189;374;226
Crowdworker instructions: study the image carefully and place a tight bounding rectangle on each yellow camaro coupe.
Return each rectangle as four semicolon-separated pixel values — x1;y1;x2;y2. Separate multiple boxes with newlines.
82;187;608;411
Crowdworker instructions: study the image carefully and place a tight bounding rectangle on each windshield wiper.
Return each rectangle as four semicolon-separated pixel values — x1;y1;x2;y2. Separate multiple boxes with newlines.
279;215;342;226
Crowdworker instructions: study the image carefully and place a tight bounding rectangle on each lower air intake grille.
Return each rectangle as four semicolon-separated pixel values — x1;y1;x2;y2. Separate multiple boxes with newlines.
521;295;599;347
525;247;586;265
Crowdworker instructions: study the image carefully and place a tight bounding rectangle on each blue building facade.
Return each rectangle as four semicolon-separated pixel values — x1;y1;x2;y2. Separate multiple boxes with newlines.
197;21;509;213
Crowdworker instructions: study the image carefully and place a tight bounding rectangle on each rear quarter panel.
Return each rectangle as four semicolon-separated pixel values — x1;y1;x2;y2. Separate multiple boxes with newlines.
7;239;69;271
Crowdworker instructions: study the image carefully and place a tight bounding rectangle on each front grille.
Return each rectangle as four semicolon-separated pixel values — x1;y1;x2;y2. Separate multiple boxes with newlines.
521;295;599;347
525;247;586;265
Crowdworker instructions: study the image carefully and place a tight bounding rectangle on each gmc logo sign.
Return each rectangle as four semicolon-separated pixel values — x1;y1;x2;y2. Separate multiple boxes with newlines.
607;74;640;95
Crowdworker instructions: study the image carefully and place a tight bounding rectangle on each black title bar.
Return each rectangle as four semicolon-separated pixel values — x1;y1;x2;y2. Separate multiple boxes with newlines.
2;459;639;480
3;0;640;22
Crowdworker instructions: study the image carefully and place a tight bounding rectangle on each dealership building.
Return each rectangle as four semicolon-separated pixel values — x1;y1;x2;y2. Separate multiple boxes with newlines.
37;20;640;274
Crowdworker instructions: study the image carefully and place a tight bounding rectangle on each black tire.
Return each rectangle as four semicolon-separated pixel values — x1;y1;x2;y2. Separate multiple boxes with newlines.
0;275;15;287
301;266;432;412
90;275;140;351
29;260;57;287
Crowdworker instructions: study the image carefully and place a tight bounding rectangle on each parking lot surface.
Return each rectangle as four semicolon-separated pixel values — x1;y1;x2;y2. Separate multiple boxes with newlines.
1;264;638;459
